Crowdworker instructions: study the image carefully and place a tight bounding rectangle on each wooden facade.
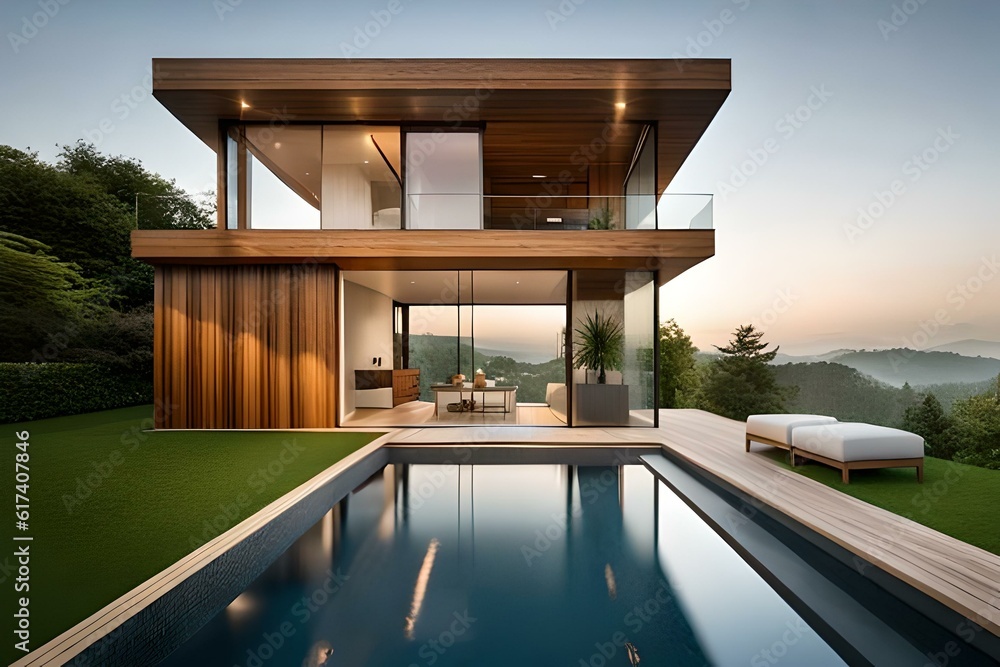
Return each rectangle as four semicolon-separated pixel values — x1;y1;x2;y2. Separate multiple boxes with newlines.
154;264;338;429
152;58;731;197
132;229;713;284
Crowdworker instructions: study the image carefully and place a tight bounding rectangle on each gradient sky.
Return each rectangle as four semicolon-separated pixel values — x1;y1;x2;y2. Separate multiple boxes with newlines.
2;0;997;355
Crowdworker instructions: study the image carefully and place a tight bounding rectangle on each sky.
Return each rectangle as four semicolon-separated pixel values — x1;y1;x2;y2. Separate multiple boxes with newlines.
1;0;997;355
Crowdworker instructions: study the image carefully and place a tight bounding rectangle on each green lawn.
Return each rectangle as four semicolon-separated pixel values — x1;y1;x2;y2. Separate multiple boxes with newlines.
758;449;1000;556
2;406;381;664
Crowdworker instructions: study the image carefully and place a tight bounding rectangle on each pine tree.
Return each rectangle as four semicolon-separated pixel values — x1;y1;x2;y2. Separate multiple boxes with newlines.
902;393;951;458
697;324;787;421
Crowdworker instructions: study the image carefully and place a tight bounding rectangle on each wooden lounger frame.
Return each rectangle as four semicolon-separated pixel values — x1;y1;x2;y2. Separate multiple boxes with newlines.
745;432;791;453
790;447;924;484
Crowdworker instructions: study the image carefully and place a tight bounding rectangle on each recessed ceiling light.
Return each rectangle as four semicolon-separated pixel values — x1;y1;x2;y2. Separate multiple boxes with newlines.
274;142;281;149
305;172;310;176
515;281;520;285
614;101;627;110
364;160;369;164
410;281;416;284
240;101;251;109
532;174;546;179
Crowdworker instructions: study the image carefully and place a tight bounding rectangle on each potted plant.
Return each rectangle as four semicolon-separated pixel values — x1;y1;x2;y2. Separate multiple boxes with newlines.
573;311;629;424
573;311;623;384
588;207;614;230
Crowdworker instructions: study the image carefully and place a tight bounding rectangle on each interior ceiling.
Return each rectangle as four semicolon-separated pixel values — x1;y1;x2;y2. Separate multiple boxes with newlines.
345;270;568;305
482;122;641;187
152;58;731;195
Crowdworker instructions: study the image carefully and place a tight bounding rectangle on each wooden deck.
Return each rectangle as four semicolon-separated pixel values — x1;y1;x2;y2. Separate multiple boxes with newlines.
387;409;1000;637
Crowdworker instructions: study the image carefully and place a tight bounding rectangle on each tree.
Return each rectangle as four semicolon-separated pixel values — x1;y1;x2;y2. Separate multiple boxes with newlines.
658;319;699;408
58;142;215;230
697;324;787;420
0;146;133;279
901;393;951;458
948;375;1000;469
0;232;104;362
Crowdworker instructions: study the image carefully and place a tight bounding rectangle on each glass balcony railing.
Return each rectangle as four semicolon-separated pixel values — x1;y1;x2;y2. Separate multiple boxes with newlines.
482;194;713;231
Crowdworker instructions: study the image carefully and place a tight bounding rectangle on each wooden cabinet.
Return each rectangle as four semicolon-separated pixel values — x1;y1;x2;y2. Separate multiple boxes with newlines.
392;369;420;406
355;369;420;407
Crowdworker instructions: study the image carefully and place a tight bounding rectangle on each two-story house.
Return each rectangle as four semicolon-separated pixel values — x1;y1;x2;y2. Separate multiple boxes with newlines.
132;58;730;429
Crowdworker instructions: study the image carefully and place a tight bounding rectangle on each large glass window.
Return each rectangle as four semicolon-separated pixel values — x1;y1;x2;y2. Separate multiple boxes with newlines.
225;128;240;229
322;126;401;229
624;125;657;229
622;271;656;424
405;131;482;229
571;270;656;426
244;125;321;229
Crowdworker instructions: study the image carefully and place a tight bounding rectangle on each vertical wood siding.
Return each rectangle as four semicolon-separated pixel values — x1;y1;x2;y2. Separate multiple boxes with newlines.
154;264;338;428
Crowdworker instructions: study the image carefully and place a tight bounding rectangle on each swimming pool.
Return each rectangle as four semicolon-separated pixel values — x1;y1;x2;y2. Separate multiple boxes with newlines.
160;464;847;666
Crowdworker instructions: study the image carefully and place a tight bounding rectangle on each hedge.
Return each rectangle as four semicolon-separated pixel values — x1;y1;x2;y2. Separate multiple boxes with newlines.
0;363;152;423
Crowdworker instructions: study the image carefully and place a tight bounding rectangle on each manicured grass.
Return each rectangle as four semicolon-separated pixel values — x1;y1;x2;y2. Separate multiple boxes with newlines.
2;406;381;664
758;449;1000;556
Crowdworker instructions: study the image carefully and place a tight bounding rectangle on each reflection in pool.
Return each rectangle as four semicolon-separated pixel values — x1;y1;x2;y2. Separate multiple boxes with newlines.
160;464;845;666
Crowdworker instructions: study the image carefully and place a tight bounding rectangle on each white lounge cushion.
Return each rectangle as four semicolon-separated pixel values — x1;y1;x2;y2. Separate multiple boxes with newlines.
746;414;838;445
792;423;924;462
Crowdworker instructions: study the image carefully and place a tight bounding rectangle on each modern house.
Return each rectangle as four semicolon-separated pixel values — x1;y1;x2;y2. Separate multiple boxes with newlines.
132;58;730;429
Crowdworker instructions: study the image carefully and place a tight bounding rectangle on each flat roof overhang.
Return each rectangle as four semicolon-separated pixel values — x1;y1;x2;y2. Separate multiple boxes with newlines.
152;58;731;195
131;229;714;285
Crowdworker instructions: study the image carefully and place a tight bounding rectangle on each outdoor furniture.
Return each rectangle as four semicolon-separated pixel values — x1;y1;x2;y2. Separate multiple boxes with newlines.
790;422;925;484
430;384;517;420
745;414;839;453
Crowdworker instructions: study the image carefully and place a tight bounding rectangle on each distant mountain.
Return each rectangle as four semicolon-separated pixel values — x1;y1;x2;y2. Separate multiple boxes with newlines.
928;339;1000;360
773;349;857;365
774;362;996;427
827;349;1000;388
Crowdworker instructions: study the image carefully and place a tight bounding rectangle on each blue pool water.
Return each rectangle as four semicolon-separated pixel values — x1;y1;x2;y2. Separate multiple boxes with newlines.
161;465;845;666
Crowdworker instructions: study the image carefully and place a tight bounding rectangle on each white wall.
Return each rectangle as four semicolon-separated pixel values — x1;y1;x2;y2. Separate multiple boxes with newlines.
322;164;372;229
342;280;394;416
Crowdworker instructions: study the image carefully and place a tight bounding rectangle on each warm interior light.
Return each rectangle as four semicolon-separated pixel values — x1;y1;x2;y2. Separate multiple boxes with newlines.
405;538;440;639
532;174;546;179
273;142;281;149
615;101;627;110
410;281;416;284
240;101;250;109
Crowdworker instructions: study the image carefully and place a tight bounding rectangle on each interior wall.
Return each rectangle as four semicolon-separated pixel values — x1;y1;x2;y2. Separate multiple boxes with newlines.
153;264;338;429
322;164;372;229
342;280;394;416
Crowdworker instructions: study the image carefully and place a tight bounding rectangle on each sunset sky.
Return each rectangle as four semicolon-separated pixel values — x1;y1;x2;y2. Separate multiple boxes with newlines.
2;0;997;355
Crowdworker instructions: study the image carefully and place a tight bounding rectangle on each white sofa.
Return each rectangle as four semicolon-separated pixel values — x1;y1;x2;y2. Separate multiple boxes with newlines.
745;414;838;453
791;423;924;484
545;383;568;422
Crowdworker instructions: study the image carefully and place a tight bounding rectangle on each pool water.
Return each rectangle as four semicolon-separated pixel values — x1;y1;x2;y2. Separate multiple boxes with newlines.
161;464;845;666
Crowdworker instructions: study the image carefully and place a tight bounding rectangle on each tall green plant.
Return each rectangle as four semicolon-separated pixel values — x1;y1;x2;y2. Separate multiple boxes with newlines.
588;207;613;230
573;311;624;384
